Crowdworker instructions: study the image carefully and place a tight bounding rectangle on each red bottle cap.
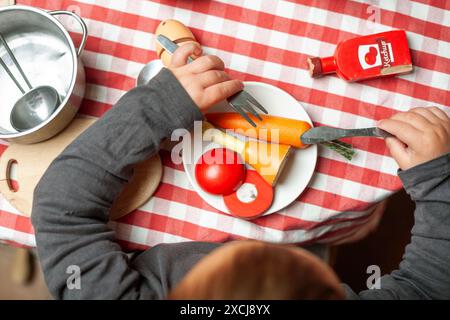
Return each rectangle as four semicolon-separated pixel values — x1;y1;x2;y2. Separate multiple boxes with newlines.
307;56;337;78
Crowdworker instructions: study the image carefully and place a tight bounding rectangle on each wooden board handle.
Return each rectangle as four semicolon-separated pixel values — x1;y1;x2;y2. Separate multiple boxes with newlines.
5;159;17;192
0;157;17;193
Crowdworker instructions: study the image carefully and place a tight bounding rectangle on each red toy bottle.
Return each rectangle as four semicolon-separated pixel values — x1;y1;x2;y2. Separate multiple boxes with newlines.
308;30;413;82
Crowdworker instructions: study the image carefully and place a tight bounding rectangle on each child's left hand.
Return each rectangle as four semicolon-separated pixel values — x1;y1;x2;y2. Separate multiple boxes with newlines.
169;43;244;113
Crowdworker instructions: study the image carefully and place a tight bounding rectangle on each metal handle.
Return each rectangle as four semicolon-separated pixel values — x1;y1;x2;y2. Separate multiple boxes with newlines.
300;126;394;144
156;34;194;63
344;127;393;138
0;33;33;92
49;10;88;57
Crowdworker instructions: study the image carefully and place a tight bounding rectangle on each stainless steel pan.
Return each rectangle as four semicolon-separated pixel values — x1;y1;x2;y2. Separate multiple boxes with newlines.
0;5;87;143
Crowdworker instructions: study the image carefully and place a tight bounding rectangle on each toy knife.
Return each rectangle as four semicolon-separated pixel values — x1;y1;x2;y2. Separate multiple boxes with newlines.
300;126;393;144
157;34;194;63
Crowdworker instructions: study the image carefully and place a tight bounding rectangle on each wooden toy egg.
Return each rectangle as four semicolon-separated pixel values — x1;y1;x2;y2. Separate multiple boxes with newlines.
224;170;274;219
155;19;199;67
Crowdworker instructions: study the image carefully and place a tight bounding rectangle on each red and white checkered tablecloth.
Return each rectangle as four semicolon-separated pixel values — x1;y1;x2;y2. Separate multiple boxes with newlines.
0;0;448;249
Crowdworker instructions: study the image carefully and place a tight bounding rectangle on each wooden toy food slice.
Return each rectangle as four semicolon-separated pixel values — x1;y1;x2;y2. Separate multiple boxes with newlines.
155;19;199;67
0;117;163;221
224;170;274;219
202;122;291;186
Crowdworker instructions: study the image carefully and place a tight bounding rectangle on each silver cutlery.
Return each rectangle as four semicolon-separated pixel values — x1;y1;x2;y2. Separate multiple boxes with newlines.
0;33;60;131
300;126;393;144
299;126;393;160
156;34;268;127
136;59;164;86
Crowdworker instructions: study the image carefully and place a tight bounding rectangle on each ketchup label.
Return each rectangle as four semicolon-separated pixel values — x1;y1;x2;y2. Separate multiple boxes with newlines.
359;37;395;70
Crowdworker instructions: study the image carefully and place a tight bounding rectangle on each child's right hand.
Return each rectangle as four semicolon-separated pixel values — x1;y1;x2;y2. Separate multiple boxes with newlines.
378;107;450;170
168;43;244;113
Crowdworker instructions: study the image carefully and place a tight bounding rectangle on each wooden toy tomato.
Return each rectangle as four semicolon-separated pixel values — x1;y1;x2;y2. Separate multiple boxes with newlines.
195;148;246;196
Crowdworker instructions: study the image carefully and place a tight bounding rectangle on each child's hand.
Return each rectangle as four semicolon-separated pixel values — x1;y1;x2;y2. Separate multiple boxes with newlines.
378;107;450;170
168;43;244;113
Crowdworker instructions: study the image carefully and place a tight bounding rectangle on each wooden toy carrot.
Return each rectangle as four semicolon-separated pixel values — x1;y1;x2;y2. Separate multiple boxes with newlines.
206;113;312;149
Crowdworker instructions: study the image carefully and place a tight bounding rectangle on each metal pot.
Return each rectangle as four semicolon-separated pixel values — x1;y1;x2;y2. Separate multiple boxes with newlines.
0;5;87;144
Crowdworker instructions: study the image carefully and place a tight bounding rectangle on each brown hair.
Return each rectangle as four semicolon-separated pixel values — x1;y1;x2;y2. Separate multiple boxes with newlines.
169;241;345;300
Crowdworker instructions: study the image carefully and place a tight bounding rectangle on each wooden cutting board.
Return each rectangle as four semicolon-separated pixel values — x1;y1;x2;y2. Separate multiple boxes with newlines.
0;117;163;220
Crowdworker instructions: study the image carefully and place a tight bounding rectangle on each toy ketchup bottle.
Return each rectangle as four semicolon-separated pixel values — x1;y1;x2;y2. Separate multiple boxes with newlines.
308;30;413;82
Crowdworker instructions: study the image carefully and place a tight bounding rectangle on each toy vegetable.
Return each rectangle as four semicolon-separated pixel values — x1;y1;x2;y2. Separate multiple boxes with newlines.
206;113;356;160
202;122;291;186
224;170;274;219
195;148;246;195
205;113;312;149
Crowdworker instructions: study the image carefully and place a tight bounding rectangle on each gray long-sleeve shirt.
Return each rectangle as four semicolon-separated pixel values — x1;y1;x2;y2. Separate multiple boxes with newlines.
31;68;450;299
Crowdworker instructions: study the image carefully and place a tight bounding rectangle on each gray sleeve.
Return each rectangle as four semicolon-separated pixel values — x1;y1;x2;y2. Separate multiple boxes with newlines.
346;153;450;299
31;68;203;299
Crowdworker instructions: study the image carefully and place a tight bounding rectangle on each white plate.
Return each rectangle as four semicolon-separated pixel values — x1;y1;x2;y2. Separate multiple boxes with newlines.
182;82;317;216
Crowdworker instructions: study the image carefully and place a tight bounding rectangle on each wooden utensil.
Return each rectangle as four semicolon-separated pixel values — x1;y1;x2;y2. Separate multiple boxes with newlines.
0;117;163;220
202;122;291;186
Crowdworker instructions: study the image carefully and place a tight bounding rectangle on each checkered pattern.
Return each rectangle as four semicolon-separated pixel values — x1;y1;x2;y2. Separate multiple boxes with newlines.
1;0;449;249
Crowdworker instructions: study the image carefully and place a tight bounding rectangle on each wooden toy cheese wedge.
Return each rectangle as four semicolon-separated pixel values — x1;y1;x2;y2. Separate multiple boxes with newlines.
155;19;199;67
202;122;291;186
0;117;163;221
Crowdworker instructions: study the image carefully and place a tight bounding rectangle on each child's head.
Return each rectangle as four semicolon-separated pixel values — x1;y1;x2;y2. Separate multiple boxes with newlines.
169;241;345;299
